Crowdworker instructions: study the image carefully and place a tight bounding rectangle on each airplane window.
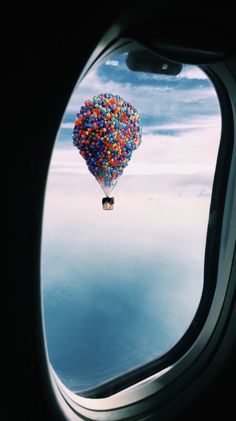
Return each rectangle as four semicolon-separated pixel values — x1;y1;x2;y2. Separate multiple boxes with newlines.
41;52;221;394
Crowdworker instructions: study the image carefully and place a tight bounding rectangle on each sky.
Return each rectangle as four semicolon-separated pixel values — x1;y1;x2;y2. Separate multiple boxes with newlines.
41;53;221;393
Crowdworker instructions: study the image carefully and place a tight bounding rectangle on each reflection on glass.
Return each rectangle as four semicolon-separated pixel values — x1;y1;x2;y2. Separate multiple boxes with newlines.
42;54;221;393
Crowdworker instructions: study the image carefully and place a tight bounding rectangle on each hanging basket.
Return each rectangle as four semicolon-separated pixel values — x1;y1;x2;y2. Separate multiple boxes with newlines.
102;197;114;210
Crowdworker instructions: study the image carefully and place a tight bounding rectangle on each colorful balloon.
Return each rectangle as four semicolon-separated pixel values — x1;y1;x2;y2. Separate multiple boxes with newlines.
72;93;142;196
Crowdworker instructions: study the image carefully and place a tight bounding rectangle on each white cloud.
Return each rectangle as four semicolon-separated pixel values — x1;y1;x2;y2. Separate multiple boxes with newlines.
143;115;220;134
178;66;208;80
65;63;219;125
55;59;221;177
105;60;119;66
61;122;74;129
66;68;127;112
50;119;220;177
49;156;214;177
136;124;221;168
125;162;213;175
61;107;220;134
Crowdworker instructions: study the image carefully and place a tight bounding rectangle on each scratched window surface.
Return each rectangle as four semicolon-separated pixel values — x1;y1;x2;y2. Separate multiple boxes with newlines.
41;53;221;393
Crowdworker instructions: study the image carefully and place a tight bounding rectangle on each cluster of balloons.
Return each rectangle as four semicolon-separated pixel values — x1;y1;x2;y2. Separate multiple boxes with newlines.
72;93;142;197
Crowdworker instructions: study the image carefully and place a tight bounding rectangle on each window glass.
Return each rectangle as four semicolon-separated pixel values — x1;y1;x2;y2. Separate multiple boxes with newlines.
42;53;221;393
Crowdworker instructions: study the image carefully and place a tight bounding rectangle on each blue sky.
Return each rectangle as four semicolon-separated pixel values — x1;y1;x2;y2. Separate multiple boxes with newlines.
41;53;221;392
